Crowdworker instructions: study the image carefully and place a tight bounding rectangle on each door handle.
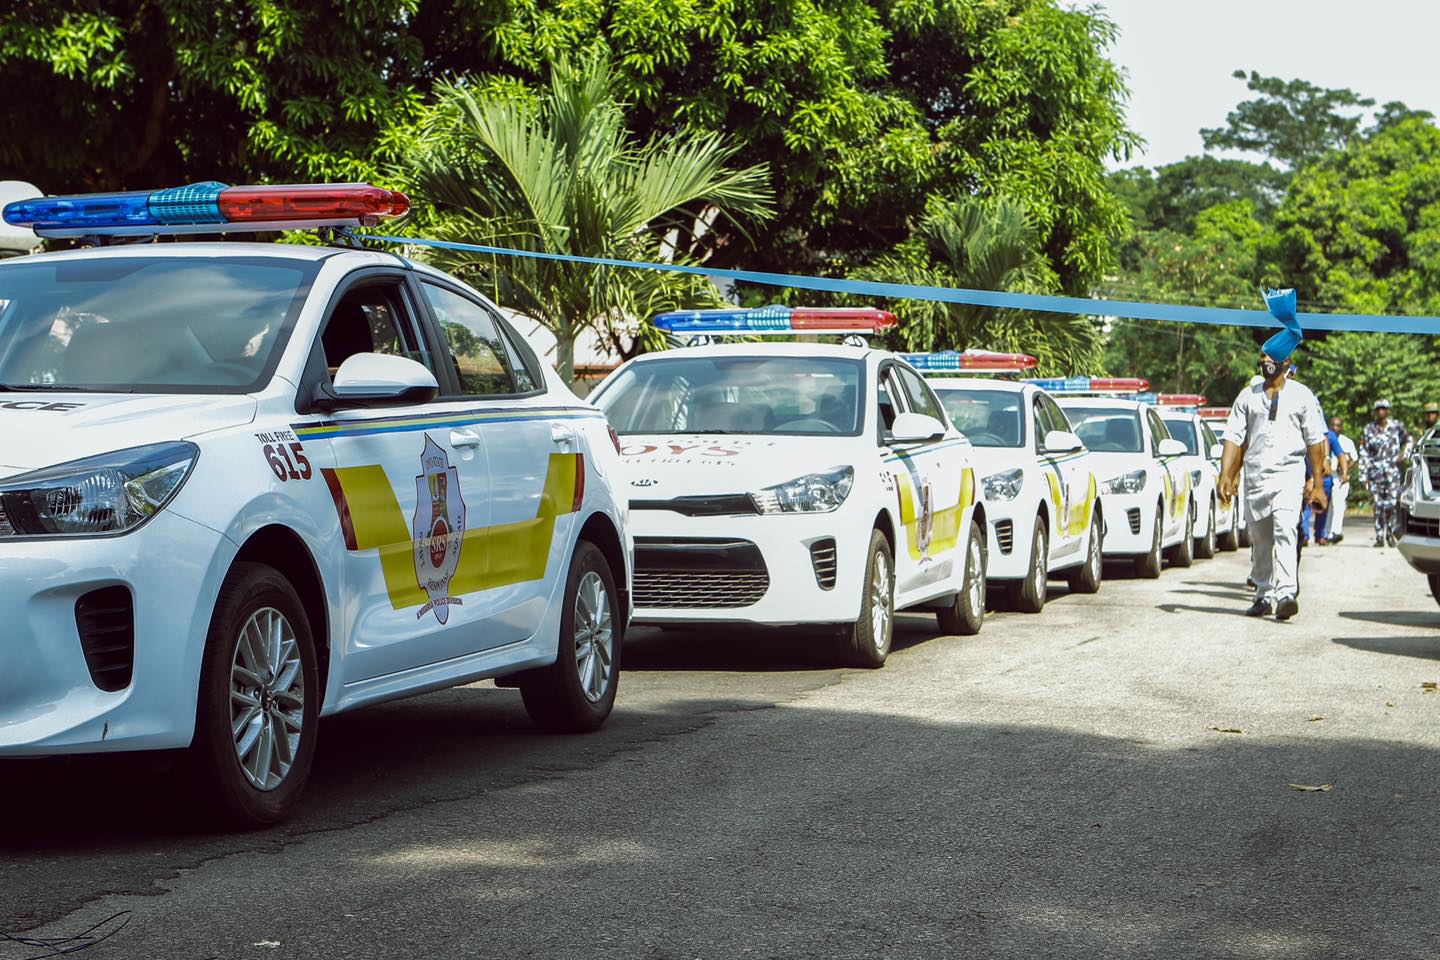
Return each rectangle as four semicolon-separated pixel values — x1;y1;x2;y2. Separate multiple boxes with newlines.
450;429;482;448
551;424;575;450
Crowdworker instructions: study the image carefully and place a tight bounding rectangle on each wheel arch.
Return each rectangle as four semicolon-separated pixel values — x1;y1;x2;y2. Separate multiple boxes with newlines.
578;511;629;626
232;525;331;705
873;509;897;553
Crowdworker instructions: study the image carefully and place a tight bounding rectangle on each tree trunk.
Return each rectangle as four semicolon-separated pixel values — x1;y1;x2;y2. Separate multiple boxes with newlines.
555;328;576;386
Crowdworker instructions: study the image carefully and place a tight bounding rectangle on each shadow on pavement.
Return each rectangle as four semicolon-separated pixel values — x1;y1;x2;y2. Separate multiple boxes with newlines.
1332;635;1440;661
1338;610;1440;629
2;697;1435;958
1156;602;1251;618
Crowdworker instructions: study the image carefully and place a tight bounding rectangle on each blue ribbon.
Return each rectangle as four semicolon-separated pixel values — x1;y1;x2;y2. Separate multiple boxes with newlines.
359;234;1440;336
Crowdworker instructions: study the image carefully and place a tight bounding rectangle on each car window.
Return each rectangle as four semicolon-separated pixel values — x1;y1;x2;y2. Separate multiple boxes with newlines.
1041;395;1072;434
421;283;522;396
1201;421;1220;455
897;367;944;423
321;284;432;376
877;369;900;432
1033;396;1058;440
935;387;1024;447
1146;410;1169;452
1161;417;1200;456
1059;404;1143;453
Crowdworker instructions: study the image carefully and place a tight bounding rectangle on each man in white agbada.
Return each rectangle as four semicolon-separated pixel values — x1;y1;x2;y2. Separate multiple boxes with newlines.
1218;290;1328;621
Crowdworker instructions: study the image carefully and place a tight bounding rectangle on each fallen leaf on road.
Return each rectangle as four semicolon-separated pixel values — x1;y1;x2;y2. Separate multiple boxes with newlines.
1287;783;1333;792
1386;701;1397;707
253;942;281;949
1422;682;1437;693
1308;715;1325;722
1209;726;1243;734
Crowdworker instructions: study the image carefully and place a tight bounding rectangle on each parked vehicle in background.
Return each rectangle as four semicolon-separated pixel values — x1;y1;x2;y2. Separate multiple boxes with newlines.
1158;397;1237;556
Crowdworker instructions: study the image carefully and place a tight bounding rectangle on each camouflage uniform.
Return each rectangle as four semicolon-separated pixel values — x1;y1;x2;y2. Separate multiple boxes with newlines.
1361;420;1407;543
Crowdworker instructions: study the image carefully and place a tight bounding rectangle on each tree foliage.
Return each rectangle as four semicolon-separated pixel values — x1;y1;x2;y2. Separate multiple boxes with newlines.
1201;70;1376;169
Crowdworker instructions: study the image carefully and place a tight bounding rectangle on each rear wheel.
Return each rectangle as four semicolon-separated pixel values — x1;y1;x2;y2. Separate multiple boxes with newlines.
191;562;319;828
1067;510;1103;594
520;541;621;732
1429;573;1440;608
838;529;894;668
939;521;987;635
1237;515;1252;548
1168;502;1196;568
1195;498;1218;559
1133;505;1163;579
1008;522;1048;613
1217;500;1240;552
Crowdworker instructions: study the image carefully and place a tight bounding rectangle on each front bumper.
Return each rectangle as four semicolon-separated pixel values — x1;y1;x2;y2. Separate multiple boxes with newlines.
0;512;232;756
627;508;867;625
1098;491;1153;556
982;499;1030;580
1398;500;1440;573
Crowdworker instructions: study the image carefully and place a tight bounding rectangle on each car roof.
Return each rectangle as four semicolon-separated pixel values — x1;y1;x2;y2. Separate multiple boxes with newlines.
0;240;407;270
627;341;876;363
926;377;1029;394
1054;396;1144;410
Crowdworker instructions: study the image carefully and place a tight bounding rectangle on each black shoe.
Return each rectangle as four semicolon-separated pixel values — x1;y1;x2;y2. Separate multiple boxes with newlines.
1374;539;1385;547
1330;533;1344;544
1245;577;1256;588
1386;534;1397;547
1245;599;1272;617
1275;597;1299;621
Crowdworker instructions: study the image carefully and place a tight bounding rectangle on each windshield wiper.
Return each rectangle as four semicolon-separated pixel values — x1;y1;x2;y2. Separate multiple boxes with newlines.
0;383;70;391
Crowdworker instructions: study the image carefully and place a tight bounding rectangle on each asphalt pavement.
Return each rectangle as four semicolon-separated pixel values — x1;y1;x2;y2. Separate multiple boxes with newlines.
2;535;1438;959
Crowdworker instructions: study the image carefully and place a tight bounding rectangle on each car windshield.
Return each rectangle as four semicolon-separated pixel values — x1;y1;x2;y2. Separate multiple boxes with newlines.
1161;418;1200;455
596;355;865;436
1060;405;1143;453
934;388;1024;448
0;256;319;393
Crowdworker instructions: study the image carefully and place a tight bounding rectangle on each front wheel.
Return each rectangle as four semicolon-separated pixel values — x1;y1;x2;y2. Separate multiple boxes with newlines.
939;521;987;635
1195;499;1218;559
191;562;319;828
838;529;894;668
1008;521;1048;613
1134;506;1163;579
1429;573;1440;608
1066;510;1103;594
520;541;621;732
1168;502;1196;568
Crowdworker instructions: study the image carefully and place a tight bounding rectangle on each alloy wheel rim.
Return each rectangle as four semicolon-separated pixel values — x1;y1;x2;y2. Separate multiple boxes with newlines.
870;550;892;649
1089;520;1102;577
967;537;985;612
229;607;304;792
573;571;614;703
1033;530;1047;599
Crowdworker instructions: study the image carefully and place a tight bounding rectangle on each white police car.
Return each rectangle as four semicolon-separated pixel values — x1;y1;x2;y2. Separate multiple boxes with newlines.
1054;385;1193;577
1200;405;1250;548
589;307;988;668
0;183;631;825
905;353;1102;613
1158;399;1238;555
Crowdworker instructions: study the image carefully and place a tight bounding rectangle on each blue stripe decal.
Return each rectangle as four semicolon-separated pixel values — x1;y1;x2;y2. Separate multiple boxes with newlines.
359;234;1440;336
882;439;970;463
293;409;604;440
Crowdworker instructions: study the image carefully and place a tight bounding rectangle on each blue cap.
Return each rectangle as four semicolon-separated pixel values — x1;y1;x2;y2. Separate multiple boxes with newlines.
1261;288;1302;362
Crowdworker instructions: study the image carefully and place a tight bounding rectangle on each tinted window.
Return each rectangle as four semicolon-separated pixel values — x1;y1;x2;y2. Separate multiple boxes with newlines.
878;370;900;431
1201;421;1220;455
321;284;432;374
1146;410;1169;452
897;367;944;422
422;283;521;396
1161;417;1200;456
596;355;864;436
1041;395;1072;433
1060;404;1143;453
935;387;1025;448
0;256;317;392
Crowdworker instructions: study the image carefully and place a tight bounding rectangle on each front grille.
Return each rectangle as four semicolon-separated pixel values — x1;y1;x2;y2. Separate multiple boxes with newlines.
633;537;769;608
995;520;1014;554
75;586;135;692
1426;455;1440;493
1408;515;1440;538
634;571;770;608
1127;508;1142;535
630;494;758;517
809;538;838;589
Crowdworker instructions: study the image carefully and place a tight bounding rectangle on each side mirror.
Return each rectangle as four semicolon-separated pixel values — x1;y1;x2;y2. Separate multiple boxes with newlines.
889;412;946;444
1208;442;1224;460
323;353;438;409
1157;437;1187;457
1043;429;1083;453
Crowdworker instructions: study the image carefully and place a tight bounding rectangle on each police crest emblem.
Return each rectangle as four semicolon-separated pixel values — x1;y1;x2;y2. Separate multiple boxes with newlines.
413;434;467;623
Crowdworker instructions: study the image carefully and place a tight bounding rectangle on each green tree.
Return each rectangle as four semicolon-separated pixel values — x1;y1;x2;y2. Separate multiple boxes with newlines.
1201;70;1375;168
853;196;1103;375
401;51;774;383
1304;332;1440;442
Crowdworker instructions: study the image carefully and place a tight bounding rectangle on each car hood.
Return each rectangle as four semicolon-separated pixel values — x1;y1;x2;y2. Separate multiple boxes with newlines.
614;434;856;499
1086;450;1150;477
0;392;257;476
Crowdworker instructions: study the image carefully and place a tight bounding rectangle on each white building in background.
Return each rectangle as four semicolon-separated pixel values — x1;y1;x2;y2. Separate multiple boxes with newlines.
501;309;625;394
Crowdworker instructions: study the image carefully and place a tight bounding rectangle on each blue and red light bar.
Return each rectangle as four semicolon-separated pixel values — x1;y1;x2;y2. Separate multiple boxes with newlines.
1157;393;1207;407
1025;376;1151;395
652;305;897;337
2;182;410;238
900;350;1037;374
1198;406;1230;421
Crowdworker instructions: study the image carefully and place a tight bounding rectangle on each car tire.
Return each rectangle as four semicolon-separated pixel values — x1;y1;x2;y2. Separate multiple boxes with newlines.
838;529;894;668
1168;502;1196;568
1066;509;1103;595
1195;498;1218;559
1237;517;1252;549
939;521;987;635
1134;505;1163;579
520;541;621;733
1217;501;1240;552
1008;521;1048;613
1429;573;1440;607
191;561;319;828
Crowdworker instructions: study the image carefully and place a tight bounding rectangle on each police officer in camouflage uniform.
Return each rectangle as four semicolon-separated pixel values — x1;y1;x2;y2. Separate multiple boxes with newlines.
1361;399;1408;547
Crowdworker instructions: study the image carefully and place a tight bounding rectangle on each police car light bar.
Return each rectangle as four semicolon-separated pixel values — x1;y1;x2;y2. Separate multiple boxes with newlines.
1198;406;1230;421
1;183;410;238
1024;376;1151;395
652;306;897;337
900;350;1038;374
1157;394;1207;407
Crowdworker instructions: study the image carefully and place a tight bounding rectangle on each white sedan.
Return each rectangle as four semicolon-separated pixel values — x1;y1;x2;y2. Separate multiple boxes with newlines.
1159;406;1239;555
926;377;1103;612
590;335;989;668
1055;396;1194;577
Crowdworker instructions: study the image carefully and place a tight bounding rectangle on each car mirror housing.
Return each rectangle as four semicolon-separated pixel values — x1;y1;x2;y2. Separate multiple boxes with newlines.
322;353;439;410
1043;429;1083;453
889;412;946;444
1208;442;1224;460
1157;437;1188;457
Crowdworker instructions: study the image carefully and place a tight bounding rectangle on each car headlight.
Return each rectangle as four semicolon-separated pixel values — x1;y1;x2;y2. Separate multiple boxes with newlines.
0;442;199;538
1103;469;1147;495
753;466;854;514
982;468;1024;502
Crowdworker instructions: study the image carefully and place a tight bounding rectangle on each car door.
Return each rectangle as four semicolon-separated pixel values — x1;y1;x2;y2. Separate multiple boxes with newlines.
417;280;582;651
1146;407;1185;539
299;274;495;684
1038;393;1090;561
890;364;971;595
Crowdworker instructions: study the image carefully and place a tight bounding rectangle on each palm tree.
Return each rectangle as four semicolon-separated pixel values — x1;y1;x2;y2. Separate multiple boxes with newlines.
854;197;1104;374
403;53;774;383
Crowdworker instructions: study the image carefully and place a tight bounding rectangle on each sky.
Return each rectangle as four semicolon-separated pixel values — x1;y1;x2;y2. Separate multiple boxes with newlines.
1093;0;1440;168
